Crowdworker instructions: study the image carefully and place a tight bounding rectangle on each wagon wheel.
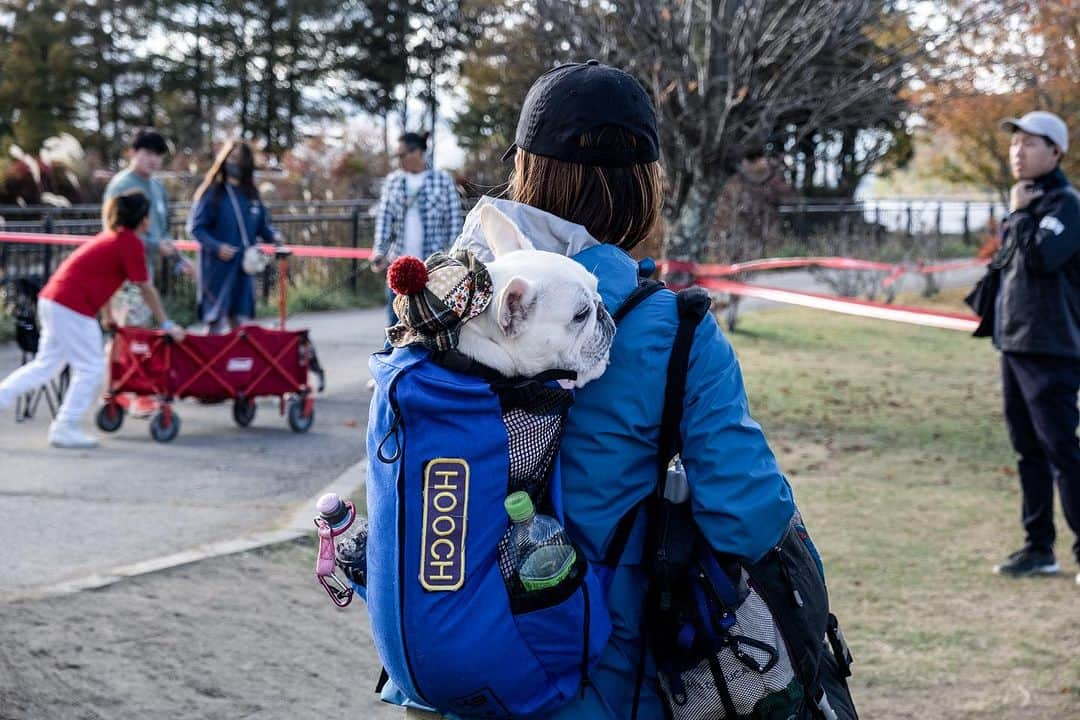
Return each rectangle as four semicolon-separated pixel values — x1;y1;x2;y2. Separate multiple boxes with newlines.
95;403;125;433
233;397;257;427
150;410;181;442
287;397;314;433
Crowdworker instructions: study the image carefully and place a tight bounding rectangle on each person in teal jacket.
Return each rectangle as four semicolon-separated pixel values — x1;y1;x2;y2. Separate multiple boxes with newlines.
444;61;806;719
103;128;174;273
188;140;281;334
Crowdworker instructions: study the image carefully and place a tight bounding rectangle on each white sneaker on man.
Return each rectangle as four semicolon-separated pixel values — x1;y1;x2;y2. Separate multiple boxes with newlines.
48;422;99;449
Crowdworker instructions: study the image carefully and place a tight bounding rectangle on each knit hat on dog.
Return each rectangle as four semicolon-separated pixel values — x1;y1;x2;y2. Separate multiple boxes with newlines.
386;250;494;351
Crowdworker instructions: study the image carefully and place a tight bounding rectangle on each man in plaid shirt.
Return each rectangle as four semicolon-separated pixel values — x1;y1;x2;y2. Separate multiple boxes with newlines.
371;131;464;325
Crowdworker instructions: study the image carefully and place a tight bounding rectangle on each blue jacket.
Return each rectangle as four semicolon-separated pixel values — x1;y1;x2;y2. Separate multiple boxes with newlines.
450;201;797;719
188;183;278;323
551;243;796;719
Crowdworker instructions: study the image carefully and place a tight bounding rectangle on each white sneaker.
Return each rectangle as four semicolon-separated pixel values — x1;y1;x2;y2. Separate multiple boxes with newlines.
1075;571;1079;587
48;422;99;449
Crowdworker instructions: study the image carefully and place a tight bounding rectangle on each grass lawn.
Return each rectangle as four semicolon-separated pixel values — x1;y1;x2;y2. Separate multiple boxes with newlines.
727;290;1079;719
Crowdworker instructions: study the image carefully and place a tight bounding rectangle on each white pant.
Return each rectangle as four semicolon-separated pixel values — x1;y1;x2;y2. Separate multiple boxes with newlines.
0;298;104;425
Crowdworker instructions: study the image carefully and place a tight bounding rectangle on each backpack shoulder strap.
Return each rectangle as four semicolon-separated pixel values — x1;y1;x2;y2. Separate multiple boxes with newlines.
603;286;712;565
656;287;711;471
612;279;665;325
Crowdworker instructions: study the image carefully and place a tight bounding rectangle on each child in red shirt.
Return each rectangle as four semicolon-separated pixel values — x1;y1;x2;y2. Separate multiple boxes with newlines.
0;191;185;448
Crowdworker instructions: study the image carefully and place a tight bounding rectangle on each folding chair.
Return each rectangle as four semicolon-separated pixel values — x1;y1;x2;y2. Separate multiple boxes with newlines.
8;278;69;422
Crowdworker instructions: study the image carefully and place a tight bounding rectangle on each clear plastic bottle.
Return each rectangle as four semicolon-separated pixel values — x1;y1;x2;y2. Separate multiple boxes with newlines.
656;455;694;612
316;492;368;586
504;491;577;591
664;456;689;503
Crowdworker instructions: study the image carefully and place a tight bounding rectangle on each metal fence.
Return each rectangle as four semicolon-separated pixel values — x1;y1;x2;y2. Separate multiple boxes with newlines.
1;196;1002;314
0;201;389;314
776;198;1006;244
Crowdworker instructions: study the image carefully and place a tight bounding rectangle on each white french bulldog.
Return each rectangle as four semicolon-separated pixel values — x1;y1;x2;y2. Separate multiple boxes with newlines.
458;205;615;387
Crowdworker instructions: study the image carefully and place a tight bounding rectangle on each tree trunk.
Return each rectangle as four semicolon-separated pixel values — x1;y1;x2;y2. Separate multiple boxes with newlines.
95;82;105;138
284;3;301;151
145;72;156;126
382;110;389;160
663;174;725;269
193;2;205;153
263;8;278;151
839;128;856;195
427;72;437;165
108;53;121;155
240;69;250;137
803;138;817;194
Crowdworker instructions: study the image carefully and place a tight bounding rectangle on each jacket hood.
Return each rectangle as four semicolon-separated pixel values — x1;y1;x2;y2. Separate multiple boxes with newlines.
450;196;600;261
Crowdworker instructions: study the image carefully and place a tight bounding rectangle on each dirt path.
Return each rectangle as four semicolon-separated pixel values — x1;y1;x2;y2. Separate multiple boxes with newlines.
0;538;399;720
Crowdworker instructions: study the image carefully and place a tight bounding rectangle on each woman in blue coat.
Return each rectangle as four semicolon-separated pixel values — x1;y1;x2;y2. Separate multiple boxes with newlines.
446;62;823;719
188;140;281;333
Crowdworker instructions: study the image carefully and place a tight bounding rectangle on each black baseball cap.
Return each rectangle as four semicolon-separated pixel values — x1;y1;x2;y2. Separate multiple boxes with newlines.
502;60;659;168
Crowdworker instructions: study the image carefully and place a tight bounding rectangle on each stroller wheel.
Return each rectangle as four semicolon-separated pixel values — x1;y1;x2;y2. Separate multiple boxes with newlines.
233;397;257;427
149;410;181;443
287;397;314;433
96;403;125;433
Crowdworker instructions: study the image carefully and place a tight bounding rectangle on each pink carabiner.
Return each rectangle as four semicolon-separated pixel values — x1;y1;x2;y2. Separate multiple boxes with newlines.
314;517;353;607
316;519;337;577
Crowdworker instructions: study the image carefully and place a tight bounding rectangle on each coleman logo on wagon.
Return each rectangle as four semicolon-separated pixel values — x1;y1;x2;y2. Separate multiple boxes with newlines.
420;458;469;591
226;357;254;372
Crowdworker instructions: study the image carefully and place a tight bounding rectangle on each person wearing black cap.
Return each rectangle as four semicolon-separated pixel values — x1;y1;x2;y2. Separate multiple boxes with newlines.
103;128;192;416
104;128;188;276
986;110;1080;585
0;190;184;448
424;61;852;719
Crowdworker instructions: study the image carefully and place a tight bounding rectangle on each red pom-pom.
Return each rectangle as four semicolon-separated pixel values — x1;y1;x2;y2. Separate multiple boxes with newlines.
387;256;429;295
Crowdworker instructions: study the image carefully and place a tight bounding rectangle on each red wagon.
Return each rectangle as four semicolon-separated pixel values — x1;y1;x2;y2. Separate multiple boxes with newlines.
95;249;325;442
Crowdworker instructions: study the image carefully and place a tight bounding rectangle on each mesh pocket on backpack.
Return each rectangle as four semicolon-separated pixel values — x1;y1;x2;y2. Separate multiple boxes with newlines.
497;382;573;500
658;571;801;720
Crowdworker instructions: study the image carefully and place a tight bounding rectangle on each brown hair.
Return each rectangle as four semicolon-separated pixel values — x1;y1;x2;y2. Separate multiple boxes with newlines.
506;127;664;251
193;139;259;204
102;189;150;231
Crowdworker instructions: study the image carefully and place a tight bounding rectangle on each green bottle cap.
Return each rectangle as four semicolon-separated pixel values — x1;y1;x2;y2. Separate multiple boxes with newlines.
504;491;535;522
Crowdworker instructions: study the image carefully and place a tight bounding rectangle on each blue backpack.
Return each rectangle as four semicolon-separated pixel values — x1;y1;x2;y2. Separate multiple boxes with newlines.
364;343;613;718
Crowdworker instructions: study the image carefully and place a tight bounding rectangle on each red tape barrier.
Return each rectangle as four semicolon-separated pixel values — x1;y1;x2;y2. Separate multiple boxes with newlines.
664;256;985;332
699;278;980;332
1;231;982;331
664;256;985;282
0;231;373;260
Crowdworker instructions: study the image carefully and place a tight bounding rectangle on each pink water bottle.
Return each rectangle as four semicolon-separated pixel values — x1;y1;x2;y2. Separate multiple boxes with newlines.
314;492;367;607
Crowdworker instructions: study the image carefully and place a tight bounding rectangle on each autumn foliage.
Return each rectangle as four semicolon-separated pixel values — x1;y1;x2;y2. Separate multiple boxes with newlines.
920;1;1080;195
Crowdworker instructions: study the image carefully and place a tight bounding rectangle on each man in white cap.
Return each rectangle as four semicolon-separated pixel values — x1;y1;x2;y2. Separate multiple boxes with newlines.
989;110;1080;586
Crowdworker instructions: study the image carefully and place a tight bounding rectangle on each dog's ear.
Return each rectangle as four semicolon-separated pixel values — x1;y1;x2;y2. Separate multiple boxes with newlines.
480;204;534;258
496;276;535;336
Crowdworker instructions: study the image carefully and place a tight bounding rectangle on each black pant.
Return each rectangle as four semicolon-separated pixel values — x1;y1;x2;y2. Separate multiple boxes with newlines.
1001;352;1080;563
